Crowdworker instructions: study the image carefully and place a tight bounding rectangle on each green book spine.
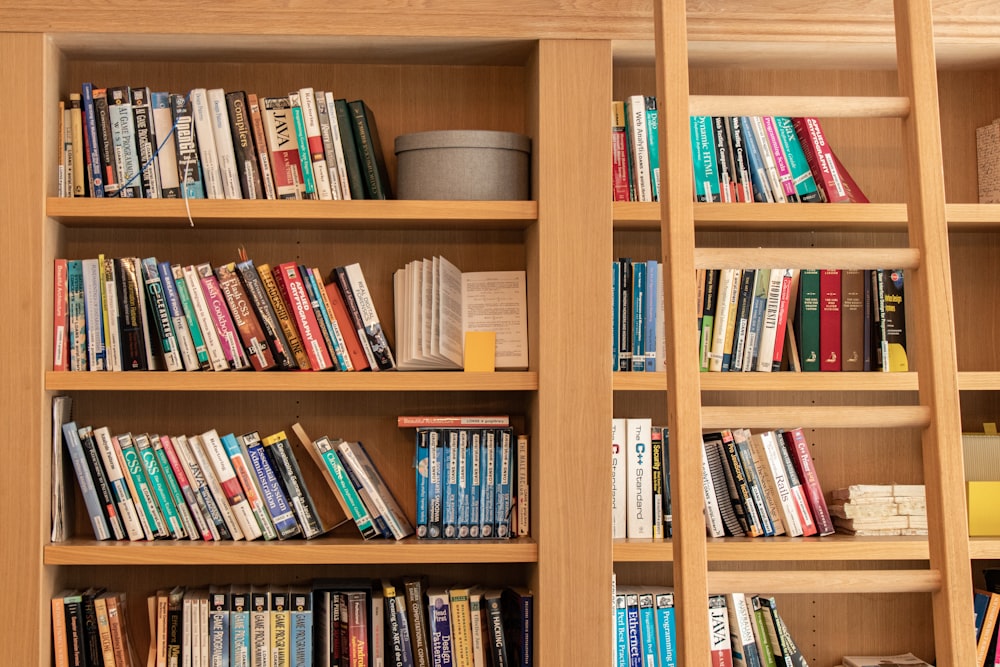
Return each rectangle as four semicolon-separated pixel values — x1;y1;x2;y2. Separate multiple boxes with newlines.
288;93;316;197
798;269;821;371
690;116;720;202
118;433;166;539
774;116;822;203
171;265;210;368
137;433;183;538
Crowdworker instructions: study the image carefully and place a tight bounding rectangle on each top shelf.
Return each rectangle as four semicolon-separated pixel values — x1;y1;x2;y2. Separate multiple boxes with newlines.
46;198;538;231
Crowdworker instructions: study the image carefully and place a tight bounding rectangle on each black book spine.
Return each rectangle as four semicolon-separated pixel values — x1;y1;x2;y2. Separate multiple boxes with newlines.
77;427;126;540
115;258;149;371
170;93;206;198
92;89;120;197
235;259;296;370
226;91;264;199
130;87;162;199
347;99;393;199
81;591;104;667
333;99;367;200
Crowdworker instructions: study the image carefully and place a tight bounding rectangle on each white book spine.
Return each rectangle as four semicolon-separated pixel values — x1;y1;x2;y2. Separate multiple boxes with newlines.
749;115;787;203
728;592;757;665
188;434;245;541
151;99;180;191
627;94;652;202
313;91;343;199
755;269;786;372
206;88;243;199
200;429;263;540
81;258;106;370
757;431;804;537
182;596;193;667
709;268;739;372
173;435;220;541
611;418;628;539
93;426;145;541
701;445;726;538
344;262;396;369
324;92;352;200
298;88;333;200
101;259;123;372
625;417;653;538
190;88;225;199
337;440;410;540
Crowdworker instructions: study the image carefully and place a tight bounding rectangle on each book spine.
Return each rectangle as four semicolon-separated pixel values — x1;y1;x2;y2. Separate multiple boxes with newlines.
116;432;165;539
797;269;821;371
690;116;720;202
699;269;718;371
791;117;848;203
709;268;739;372
170;92;206;199
244;433;301;540
201;429;263;540
77;426;126;539
187;434;244;540
150;91;181;198
754;431;803;537
310;267;353;371
840;268;865;371
611;101;631;202
712;116;735;202
739;116;773;202
770;268;794;372
66;260;88;370
496;429;515;538
158;260;201;371
748;115;786;203
333;98;367;199
99;255;122;372
216;262;277;371
754;269;785;372
643;259;659;372
92;87;121;196
348;99;393;199
91;426;146;540
181;264;229;371
288;92;317;199
343;263;396;370
190;88;225;198
297;87;334;199
314;91;343;199
626;95;652;202
160;435;213;541
708;595;734;667
742;269;768;372
62;422;113;539
516;433;529;537
315;437;377;539
141;257;184;371
470;430;483;538
53;259;69;370
80;83;105;197
299;265;345;371
236;259;296;370
197;263;251;370
730;268;755;372
225;90;264;199
761;115;798;201
136;433;185;538
274;262;333;370
774;116;822;202
781;428;834;535
726;116;754;202
734;429;777;535
449;588;475;666
130;87;162;198
80;258;106;371
427;590;454;667
332;266;379;369
427;429;443;538
171;264;211;369
339;440;414;540
221;432;277;540
630;261;646;371
202;88;241;199
262;431;325;538
257;263;312;370
404;580;432;667
880;269;909;372
107;85;142;197
415;431;430;538
116;258;149;370
174;435;228;540
820;269;842;371
262;97;304;199
323;92;353;199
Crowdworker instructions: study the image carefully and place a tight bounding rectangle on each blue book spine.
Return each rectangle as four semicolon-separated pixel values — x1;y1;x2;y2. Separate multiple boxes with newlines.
302;267;348;370
210;590;232;667
468;430;482;538
137;434;183;538
740;116;773;203
442;430;459;539
495;428;513;538
414;430;429;538
638;593;658;667
625;593;642;667
289;590;312;667
80;258;106;371
230;591;251;667
612;262;621;372
690;116;720;202
631;261;646;372
615;595;629;667
245;437;301;539
427;429;443;538
480;430;496;538
644;97;659;201
62;421;112;540
289;97;316;196
644;260;658;372
317;442;377;539
655;593;676;667
80;83;105;197
457;429;471;538
427;591;453;667
66;260;87;371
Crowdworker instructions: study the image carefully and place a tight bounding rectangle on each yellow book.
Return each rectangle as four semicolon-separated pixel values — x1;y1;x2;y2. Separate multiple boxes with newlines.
257;263;312;370
448;586;475;667
968;481;1000;536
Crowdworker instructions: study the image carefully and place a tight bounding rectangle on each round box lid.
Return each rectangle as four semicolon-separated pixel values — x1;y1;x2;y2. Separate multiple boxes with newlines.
395;129;531;154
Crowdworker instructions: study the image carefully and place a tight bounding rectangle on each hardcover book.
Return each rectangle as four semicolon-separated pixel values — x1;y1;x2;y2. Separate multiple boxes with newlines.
347;99;393;199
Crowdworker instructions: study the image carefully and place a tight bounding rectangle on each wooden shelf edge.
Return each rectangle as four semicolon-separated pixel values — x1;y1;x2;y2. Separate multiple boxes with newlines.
44;370;539;392
613;202;909;231
969;538;1000;559
613;371;919;392
707;569;940;594
45;198;538;230
613;535;931;562
44;537;538;565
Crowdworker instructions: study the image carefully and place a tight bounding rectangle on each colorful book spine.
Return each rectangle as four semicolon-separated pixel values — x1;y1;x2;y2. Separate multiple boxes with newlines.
135;432;185;538
246;92;278;199
150;91;181;198
780;428;834;536
157;260;201;371
140;257;183;371
159;434;213;541
236;258;297;370
262;431;325;538
181;263;230;371
171;264;211;369
197;262;251;370
274;262;333;371
287;92;317;199
314;436;378;539
222;432;278;540
242;431;301;540
257;262;311;370
62;422;112;540
216;261;277;371
170;92;206;199
415;430;430;538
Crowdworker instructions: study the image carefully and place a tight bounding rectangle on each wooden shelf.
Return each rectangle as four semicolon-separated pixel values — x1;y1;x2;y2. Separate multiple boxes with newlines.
44;537;538;566
613;371;919;392
45;198;538;230
970;538;1000;560
614;535;932;562
44;370;538;392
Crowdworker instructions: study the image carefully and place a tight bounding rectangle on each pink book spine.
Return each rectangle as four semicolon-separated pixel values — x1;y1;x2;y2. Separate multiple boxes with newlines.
762;116;797;201
53;258;69;371
275;262;333;371
159;435;213;541
781;428;834;536
197;264;249;370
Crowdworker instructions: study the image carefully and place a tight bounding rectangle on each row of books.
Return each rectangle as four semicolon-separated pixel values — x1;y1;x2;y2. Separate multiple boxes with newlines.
611;418;671;539
612;259;665;372
57;84;391;200
699;267;909;374
974;569;1000;667
53;578;533;667
701;427;834;539
612;95;868;205
405;420;529;540
611;584;809;667
52;254;396;373
59;414;411;542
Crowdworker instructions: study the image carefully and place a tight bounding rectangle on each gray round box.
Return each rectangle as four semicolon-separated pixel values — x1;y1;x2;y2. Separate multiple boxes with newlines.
394;130;531;200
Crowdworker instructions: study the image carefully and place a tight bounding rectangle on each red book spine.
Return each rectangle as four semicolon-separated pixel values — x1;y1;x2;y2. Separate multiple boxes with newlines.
323;282;370;372
53;258;69;371
819;269;841;371
781;428;834;536
274;262;333;371
215;262;276;372
791;117;851;203
770;269;793;371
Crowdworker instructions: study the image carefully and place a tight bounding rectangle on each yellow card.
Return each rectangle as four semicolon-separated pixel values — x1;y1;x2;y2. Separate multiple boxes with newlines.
464;331;496;372
968;481;1000;536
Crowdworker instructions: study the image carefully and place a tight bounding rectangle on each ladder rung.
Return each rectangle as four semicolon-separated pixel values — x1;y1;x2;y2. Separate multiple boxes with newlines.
689;95;911;119
707;569;941;594
694;247;920;270
700;406;930;429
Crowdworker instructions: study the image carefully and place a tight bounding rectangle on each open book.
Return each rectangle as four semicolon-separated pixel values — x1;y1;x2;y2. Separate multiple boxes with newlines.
393;256;527;371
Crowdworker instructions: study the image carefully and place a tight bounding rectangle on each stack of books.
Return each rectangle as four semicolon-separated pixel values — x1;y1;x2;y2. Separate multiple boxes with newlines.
611;97;868;205
52;254;394;373
828;484;927;536
56;85;391;200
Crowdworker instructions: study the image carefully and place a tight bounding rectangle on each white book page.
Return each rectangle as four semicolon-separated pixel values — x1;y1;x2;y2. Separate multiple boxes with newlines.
437;256;464;368
424;258;434;360
408;259;423;363
393;268;407;366
461;270;528;370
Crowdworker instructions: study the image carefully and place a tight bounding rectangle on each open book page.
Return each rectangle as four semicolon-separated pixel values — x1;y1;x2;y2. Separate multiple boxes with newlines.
436;256;464;368
461;271;528;370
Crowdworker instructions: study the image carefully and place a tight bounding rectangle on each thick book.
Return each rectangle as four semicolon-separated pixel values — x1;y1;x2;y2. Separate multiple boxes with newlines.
262;96;306;199
169;92;206;199
819;269;842;372
501;587;533;667
333;98;367;199
403;577;433;667
626;95;653;202
611;101;630;202
53;259;69;370
708;594;734;667
107;85;142;198
333;263;396;371
216;261;277;371
625;417;653;538
347;99;393;199
840;269;865;371
246;92;278;199
116;258;150;370
140;257;183;371
262;430;327;538
274;262;334;371
225;90;265;199
879;269;909;372
797;269;820;371
150;91;181;198
690;116;721;202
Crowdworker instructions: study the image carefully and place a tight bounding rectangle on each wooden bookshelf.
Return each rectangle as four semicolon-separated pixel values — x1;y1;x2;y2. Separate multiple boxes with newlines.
5;2;1000;666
